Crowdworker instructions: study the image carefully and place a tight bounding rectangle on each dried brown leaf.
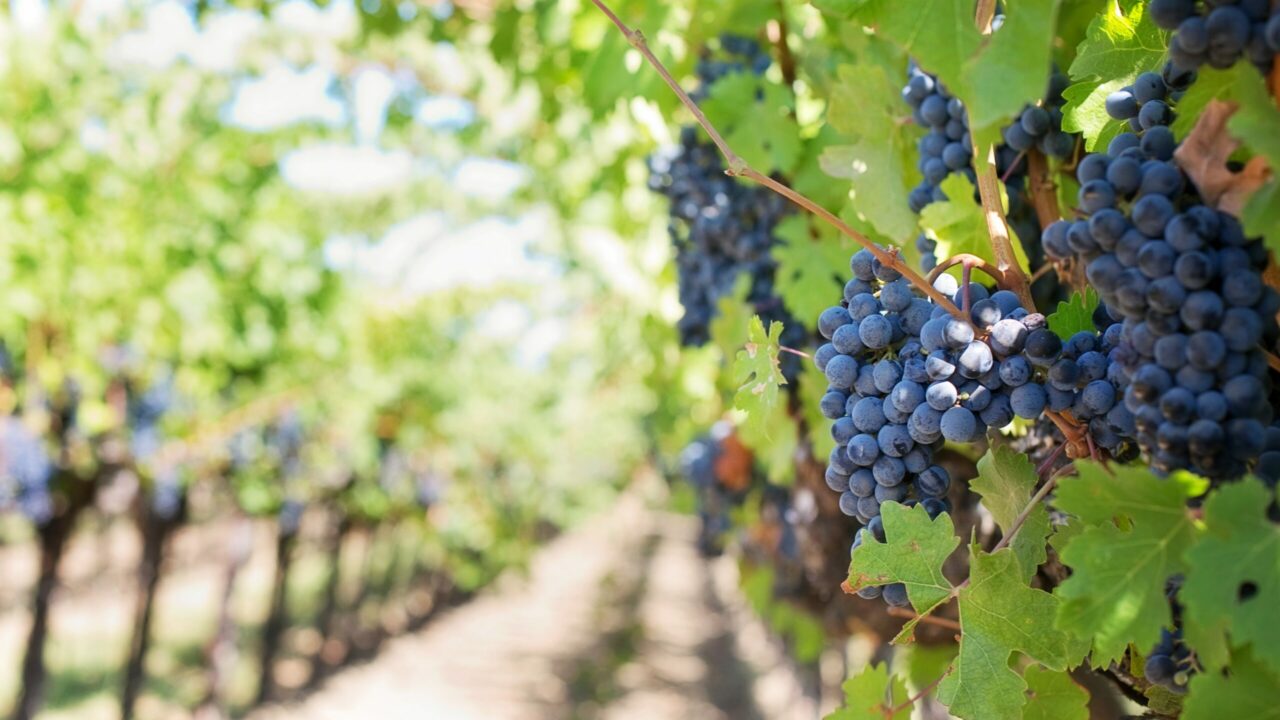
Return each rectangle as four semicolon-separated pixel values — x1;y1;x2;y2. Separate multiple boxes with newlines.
1174;99;1271;215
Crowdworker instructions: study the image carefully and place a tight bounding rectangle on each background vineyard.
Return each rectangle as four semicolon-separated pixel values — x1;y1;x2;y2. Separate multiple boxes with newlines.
1;1;1278;719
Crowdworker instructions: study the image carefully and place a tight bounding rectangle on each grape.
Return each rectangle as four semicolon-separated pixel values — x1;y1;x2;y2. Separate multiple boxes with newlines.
882;582;910;608
852;396;888;433
820;390;848;420
1010;383;1047;419
940;406;980;442
848;434;880;466
824;354;859;389
1024;329;1062;365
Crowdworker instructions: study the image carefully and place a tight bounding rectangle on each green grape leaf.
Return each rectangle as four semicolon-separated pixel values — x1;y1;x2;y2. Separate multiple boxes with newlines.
732;315;787;434
1169;65;1253;139
1242;180;1280;257
937;552;1086;720
848;0;981;101
708;75;799;174
1181;478;1280;673
961;0;1062;134
1181;649;1280;720
937;546;1085;720
1022;666;1090;720
773;215;851;326
809;0;861;17
1046;289;1099;341
825;63;920;241
847;501;958;613
920;174;1031;274
1051;462;1205;666
972;446;1050;581
1226;68;1280;256
826;662;912;720
1061;0;1167;150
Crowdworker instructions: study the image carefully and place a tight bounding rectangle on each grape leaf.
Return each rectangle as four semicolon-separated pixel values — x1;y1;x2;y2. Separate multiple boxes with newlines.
732;315;787;433
825;63;920;241
1051;463;1205;666
826;662;911;720
1169;65;1249;139
1225;66;1280;256
1046;289;1099;341
847;0;981;103
773;215;851;327
1061;0;1166;150
972;446;1049;581
961;0;1062;135
705;74;800;174
1181;478;1280;673
919;174;1032;274
847;501;958;613
1022;666;1090;720
1181;649;1280;720
936;546;1086;720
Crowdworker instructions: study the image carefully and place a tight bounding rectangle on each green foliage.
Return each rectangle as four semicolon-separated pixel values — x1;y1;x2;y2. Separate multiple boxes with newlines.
824;62;920;241
1046;290;1100;341
1182;649;1280;720
1062;0;1167;150
920;175;1031;273
1182;479;1280;672
1052;463;1206;666
847;502;959;613
731;316;788;438
972;447;1049;581
1022;667;1090;720
826;663;911;720
936;547;1086;720
773;215;851;325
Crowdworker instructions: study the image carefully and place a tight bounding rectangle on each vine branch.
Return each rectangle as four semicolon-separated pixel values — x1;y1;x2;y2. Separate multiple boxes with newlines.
885;605;961;632
1026;149;1063;231
885;669;949;716
588;0;970;321
969;2;1037;313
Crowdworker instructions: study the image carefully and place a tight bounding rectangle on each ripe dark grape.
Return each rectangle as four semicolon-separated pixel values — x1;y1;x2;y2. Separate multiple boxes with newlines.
648;40;809;373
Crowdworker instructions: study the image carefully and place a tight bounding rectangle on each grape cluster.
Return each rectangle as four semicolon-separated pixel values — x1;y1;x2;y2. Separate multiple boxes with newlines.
1144;625;1195;693
679;424;739;556
1150;0;1280;74
1043;123;1279;479
817;244;1139;604
903;63;1074;271
1142;579;1195;694
1103;65;1192;132
648;37;807;374
127;374;174;463
0;417;54;526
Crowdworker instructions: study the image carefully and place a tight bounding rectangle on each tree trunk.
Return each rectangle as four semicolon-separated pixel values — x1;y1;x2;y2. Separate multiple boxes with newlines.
255;523;295;705
195;517;252;720
14;478;94;720
120;508;174;720
306;514;350;690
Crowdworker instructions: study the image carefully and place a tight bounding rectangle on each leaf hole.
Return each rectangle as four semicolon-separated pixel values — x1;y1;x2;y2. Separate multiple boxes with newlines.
1237;581;1258;602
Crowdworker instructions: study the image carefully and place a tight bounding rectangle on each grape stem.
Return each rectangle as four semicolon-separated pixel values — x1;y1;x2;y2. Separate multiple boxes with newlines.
1264;347;1280;374
885;605;961;632
777;345;812;360
769;0;797;89
587;0;971;321
927;253;1006;289
969;1;1037;313
1026;149;1064;230
884;668;950;716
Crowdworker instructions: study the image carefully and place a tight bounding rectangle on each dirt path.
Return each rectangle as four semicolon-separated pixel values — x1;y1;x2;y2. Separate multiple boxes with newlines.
249;494;824;720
